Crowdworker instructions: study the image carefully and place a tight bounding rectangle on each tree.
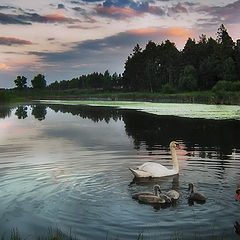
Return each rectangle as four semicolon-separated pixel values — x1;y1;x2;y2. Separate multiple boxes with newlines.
132;43;142;55
222;57;237;82
182;38;198;67
216;24;235;59
68;78;79;89
112;72;122;88
48;81;60;90
158;40;180;86
103;70;112;90
144;41;159;92
31;74;46;89
179;65;197;91
198;56;220;90
123;43;145;91
14;76;27;89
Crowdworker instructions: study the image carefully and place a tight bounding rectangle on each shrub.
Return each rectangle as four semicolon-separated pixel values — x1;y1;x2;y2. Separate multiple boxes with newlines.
212;80;240;92
0;91;10;102
178;65;198;91
212;81;232;92
161;84;177;94
232;81;240;91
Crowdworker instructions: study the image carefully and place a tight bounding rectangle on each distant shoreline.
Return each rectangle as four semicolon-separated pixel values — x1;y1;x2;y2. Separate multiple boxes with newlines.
28;90;240;105
1;89;240;105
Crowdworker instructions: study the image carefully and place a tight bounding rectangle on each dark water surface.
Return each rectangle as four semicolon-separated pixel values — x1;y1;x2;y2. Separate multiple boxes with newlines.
0;103;240;239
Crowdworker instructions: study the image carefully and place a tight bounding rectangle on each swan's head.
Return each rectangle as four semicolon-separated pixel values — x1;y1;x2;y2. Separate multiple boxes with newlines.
170;141;180;150
153;185;161;194
188;183;194;192
153;184;161;191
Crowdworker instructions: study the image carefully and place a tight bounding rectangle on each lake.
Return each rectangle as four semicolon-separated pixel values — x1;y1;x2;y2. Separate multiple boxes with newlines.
0;101;240;240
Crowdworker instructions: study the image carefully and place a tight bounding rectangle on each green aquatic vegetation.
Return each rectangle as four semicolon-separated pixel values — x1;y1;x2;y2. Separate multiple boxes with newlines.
40;100;240;121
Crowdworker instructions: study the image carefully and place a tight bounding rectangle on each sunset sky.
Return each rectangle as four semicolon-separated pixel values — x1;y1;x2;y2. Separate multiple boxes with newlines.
0;0;240;88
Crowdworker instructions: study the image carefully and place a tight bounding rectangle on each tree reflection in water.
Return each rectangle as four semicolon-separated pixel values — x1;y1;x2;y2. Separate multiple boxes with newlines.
2;103;240;157
15;106;28;119
31;104;47;121
0;105;12;119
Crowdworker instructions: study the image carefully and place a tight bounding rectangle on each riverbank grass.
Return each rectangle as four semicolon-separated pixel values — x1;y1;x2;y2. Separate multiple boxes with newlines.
2;89;240;105
1;228;231;240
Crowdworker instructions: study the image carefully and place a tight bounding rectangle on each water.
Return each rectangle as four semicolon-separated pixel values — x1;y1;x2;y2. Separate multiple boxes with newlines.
0;102;240;239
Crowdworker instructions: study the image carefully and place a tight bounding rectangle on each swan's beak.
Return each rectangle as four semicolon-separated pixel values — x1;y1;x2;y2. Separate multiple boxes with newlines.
236;189;240;200
235;193;240;201
176;143;181;149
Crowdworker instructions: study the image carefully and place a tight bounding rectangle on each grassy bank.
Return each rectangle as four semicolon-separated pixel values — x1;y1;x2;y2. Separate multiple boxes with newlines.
1;228;231;240
0;90;26;103
2;89;240;105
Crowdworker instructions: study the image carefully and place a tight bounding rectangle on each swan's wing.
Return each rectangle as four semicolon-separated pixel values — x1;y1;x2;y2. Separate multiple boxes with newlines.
130;162;177;178
132;192;153;200
129;168;152;178
138;162;169;171
190;192;207;202
138;195;165;204
138;162;170;176
166;190;180;200
159;193;171;203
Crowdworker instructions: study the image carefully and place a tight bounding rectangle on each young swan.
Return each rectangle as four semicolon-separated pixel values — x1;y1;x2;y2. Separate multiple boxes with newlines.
234;221;240;235
188;183;206;203
132;185;159;200
135;185;171;204
129;141;181;178
165;189;180;201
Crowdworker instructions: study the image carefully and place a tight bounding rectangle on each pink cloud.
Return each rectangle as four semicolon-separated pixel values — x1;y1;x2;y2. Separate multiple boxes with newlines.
0;37;33;46
68;25;98;29
128;27;195;39
0;63;11;70
128;28;160;35
128;26;197;48
167;27;195;39
43;13;80;23
95;6;144;19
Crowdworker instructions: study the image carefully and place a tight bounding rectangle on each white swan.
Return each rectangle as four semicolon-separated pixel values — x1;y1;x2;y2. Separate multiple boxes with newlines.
129;141;180;178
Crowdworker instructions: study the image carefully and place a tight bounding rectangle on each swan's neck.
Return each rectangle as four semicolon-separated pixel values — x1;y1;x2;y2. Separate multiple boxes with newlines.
189;185;194;194
170;147;179;173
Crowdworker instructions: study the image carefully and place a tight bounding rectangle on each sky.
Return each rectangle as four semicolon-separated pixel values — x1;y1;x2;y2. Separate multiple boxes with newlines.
0;0;240;88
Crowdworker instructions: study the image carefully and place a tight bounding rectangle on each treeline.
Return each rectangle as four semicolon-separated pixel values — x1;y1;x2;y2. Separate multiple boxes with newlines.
123;24;240;92
12;24;240;93
48;70;122;91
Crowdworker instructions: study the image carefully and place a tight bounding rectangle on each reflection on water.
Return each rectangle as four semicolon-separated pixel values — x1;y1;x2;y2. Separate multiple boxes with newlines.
15;106;28;119
31;105;47;121
0;103;240;239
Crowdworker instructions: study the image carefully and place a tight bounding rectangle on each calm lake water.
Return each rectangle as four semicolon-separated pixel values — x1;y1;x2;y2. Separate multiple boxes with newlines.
0;101;240;239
